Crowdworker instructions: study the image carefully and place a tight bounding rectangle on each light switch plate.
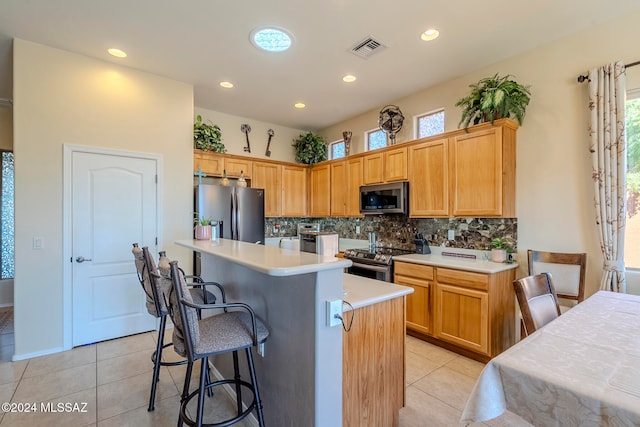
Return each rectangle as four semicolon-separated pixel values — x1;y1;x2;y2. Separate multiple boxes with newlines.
447;229;455;240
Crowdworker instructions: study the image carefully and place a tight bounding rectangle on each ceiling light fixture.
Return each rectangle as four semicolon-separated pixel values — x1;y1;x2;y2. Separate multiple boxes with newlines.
219;81;234;88
342;74;357;83
420;28;440;41
107;48;127;58
251;27;294;52
294;102;306;109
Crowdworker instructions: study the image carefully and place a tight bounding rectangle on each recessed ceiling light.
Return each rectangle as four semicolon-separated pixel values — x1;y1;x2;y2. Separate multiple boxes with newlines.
294;102;306;109
342;74;357;83
420;28;440;41
107;48;127;58
219;81;234;88
251;27;294;52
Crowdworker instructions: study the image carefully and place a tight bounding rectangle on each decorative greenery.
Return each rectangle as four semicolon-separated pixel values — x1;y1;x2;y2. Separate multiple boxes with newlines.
193;213;211;226
490;237;513;252
194;115;226;153
292;132;327;165
455;74;531;130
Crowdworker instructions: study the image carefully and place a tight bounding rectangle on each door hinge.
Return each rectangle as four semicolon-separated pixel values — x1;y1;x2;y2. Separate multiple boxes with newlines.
155;237;158;245
155;175;158;183
70;257;73;263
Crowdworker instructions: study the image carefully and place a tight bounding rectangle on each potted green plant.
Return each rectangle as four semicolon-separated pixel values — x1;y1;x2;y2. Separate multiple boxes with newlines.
292;132;327;165
194;115;227;153
194;214;212;240
490;237;513;263
455;74;531;130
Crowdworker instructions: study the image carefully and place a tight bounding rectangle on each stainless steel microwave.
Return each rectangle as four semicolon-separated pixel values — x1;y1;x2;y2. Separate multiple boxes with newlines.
359;182;408;215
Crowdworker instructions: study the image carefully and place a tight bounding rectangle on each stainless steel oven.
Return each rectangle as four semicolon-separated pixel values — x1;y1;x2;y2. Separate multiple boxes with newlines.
343;247;414;282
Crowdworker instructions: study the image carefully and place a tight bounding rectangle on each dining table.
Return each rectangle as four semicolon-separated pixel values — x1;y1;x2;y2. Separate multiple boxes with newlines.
460;290;640;427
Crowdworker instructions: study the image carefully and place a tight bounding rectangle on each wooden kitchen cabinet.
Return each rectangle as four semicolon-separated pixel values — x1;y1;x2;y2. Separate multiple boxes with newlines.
193;151;251;178
330;161;347;216
282;165;307;216
252;162;282;217
384;146;408;182
362;147;407;185
362;152;384;184
194;150;224;176
394;262;433;335
346;157;363;216
449;124;516;217
408;139;448;217
310;163;331;217
396;261;516;361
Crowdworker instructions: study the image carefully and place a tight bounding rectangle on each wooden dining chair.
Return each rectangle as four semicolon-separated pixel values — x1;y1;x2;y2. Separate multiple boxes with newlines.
513;273;562;337
528;250;586;312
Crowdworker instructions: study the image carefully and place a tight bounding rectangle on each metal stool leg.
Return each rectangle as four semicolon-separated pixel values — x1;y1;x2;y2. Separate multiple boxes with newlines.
233;351;242;415
246;348;265;427
148;314;167;411
196;357;208;427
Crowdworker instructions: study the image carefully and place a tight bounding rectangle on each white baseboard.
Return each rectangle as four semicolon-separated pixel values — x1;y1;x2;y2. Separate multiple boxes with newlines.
0;303;13;308
12;344;71;361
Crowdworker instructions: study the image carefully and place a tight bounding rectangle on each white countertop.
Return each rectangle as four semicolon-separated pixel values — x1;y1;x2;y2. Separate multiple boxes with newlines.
342;273;413;311
393;253;518;274
175;239;351;277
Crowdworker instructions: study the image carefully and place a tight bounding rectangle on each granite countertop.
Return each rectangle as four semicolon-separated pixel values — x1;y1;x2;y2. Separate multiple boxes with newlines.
342;273;413;311
175;239;351;277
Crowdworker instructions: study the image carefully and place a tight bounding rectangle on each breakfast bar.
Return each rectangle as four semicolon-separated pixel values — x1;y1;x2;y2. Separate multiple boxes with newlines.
175;239;413;426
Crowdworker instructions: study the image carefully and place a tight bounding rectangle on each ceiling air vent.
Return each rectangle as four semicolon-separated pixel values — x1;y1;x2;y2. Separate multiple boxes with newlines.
350;36;386;59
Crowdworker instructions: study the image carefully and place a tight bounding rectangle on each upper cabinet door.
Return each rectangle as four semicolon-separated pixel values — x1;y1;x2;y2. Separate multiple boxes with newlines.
282;165;307;217
330;161;347;216
450;127;507;216
409;139;448;217
310;163;331;217
384;147;408;182
252;162;282;217
362;152;384;184
346;157;363;216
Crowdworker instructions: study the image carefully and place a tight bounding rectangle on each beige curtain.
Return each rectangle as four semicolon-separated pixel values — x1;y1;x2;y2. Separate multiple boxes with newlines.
588;61;627;292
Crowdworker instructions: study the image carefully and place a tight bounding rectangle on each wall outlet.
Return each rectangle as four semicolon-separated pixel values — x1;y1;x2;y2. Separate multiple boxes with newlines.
326;299;342;327
356;225;361;234
258;342;265;357
448;229;455;240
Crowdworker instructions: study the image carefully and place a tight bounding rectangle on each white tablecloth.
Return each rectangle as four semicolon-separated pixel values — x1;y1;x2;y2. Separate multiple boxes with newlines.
461;291;640;427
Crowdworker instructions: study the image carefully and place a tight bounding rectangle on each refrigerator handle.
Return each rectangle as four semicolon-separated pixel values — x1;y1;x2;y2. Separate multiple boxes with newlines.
231;189;238;240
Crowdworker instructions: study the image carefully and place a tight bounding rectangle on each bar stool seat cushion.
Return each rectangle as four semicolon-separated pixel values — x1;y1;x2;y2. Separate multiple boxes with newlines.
197;311;269;356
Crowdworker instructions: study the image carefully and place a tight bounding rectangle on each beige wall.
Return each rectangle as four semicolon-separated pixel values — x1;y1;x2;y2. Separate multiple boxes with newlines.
0;106;12;151
320;10;640;298
13;39;194;358
194;107;304;163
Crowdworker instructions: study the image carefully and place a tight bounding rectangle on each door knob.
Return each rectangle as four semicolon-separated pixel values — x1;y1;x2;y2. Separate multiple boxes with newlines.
75;256;92;263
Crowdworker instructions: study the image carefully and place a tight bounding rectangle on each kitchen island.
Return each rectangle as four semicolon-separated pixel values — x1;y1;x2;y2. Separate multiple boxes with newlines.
175;239;412;427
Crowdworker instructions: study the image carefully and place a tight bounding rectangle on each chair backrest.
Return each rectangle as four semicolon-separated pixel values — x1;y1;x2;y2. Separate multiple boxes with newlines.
131;243;166;317
157;259;200;359
528;250;586;304
513;273;562;337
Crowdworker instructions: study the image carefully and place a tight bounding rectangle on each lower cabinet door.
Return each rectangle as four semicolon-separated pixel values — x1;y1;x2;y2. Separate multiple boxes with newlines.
434;283;489;355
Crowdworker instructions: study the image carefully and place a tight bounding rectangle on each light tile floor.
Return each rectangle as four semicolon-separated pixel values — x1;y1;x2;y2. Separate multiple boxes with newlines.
0;307;530;426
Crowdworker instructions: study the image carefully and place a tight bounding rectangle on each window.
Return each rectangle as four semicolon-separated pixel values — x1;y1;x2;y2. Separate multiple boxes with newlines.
626;89;640;269
1;151;14;279
329;139;345;159
366;128;387;151
415;109;445;139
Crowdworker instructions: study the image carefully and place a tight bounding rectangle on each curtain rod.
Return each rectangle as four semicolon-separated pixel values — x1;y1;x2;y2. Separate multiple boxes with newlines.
577;60;640;83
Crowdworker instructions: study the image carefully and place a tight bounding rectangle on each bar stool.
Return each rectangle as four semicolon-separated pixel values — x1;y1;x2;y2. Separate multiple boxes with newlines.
158;259;269;427
131;243;221;411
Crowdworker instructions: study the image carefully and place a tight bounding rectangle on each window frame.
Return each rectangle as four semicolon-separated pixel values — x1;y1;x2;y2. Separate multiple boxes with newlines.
364;128;388;151
328;138;346;160
413;108;445;139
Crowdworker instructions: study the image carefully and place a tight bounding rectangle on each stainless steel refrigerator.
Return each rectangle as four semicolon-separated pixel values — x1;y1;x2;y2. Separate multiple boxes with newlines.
194;184;265;273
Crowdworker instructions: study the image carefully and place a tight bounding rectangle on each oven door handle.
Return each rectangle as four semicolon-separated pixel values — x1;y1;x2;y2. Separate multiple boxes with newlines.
350;261;390;273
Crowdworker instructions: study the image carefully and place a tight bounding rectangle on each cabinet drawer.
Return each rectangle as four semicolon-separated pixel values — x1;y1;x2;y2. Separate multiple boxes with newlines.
394;262;433;280
436;268;488;291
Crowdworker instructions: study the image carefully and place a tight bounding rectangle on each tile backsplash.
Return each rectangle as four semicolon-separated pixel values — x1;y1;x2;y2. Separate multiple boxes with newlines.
265;216;517;251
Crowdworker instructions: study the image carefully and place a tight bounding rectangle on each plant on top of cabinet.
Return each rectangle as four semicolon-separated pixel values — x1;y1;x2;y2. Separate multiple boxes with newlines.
292;132;327;165
455;74;531;130
194;115;226;153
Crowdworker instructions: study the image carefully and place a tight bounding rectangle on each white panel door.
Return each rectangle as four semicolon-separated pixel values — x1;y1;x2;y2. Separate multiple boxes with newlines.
72;151;157;346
